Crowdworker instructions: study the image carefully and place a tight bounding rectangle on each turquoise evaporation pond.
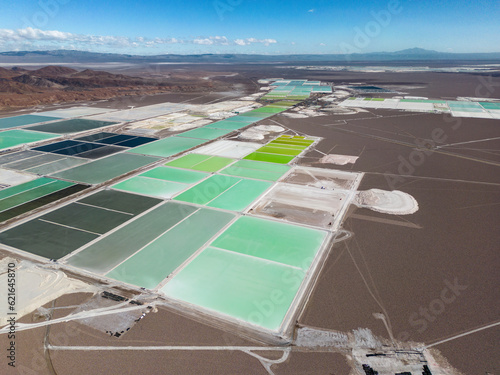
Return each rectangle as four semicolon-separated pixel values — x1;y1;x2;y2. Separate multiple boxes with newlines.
103;204;235;289
222;116;259;123
0;115;61;130
161;216;328;331
206;120;247;130
180;127;233;140
480;102;500;110
112;176;188;199
112;159;209;198
447;101;485;112
128;136;206;158
173;174;272;211
0;129;59;151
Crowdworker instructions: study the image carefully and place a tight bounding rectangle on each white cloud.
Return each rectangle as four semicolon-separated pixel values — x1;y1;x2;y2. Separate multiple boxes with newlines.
308;9;315;13
193;36;230;45
0;28;277;51
319;43;326;46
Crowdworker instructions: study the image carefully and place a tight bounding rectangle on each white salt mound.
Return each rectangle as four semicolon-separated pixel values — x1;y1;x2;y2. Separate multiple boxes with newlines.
354;189;419;215
238;125;284;140
0;258;93;326
238;129;265;140
320;154;358;165
282;113;308;118
253;125;284;132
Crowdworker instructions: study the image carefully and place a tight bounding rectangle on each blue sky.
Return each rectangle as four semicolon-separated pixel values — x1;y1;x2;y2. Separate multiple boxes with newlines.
0;0;498;54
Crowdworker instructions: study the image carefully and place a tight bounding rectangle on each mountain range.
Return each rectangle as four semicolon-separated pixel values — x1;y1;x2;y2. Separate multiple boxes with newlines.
1;48;499;64
0;65;213;110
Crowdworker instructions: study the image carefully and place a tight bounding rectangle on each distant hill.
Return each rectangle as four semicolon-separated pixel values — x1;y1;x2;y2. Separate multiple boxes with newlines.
0;49;499;63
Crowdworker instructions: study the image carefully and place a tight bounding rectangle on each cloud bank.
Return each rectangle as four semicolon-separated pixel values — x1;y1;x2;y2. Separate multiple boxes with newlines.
0;27;277;52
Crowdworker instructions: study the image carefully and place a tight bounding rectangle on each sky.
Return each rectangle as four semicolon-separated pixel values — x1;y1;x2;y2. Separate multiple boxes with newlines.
0;0;498;55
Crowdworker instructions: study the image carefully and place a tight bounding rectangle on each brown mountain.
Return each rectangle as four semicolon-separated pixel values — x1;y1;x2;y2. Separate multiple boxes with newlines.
0;67;19;79
0;79;39;94
0;65;215;110
12;74;65;88
31;66;78;77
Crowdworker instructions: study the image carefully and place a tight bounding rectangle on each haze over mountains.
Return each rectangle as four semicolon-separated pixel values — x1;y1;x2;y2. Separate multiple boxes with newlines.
1;48;500;63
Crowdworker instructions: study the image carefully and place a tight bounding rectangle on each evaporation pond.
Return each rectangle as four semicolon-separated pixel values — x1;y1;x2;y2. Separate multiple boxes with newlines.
0;189;160;259
105;206;235;289
220;159;291;181
51;153;159;184
165;154;234;172
243;152;295;164
0;115;61;130
160;247;305;331
112;176;188;199
174;174;271;211
27;119;117;134
0;130;58;150
128;136;206;158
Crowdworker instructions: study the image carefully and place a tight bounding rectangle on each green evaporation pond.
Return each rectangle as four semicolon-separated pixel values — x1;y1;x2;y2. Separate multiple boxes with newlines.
140;166;208;184
161;247;305;331
271;138;314;147
0;129;58;150
67;201;198;274
236;112;270;118
220;160;290;181
267;141;308;150
211;216;326;270
113;176;188;199
106;207;235;289
0;115;61;130
51;153;159;184
0;179;74;212
257;146;304;156
165;154;234;173
180;127;233;140
128;136;206;158
0;184;87;223
0;219;98;260
0;177;54;200
78;190;161;215
243;152;295;164
272;101;298;107
39;202;132;235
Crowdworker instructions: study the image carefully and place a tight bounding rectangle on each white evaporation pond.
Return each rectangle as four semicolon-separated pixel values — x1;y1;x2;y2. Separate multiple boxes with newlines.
36;107;114;118
192;140;262;158
0;168;36;187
